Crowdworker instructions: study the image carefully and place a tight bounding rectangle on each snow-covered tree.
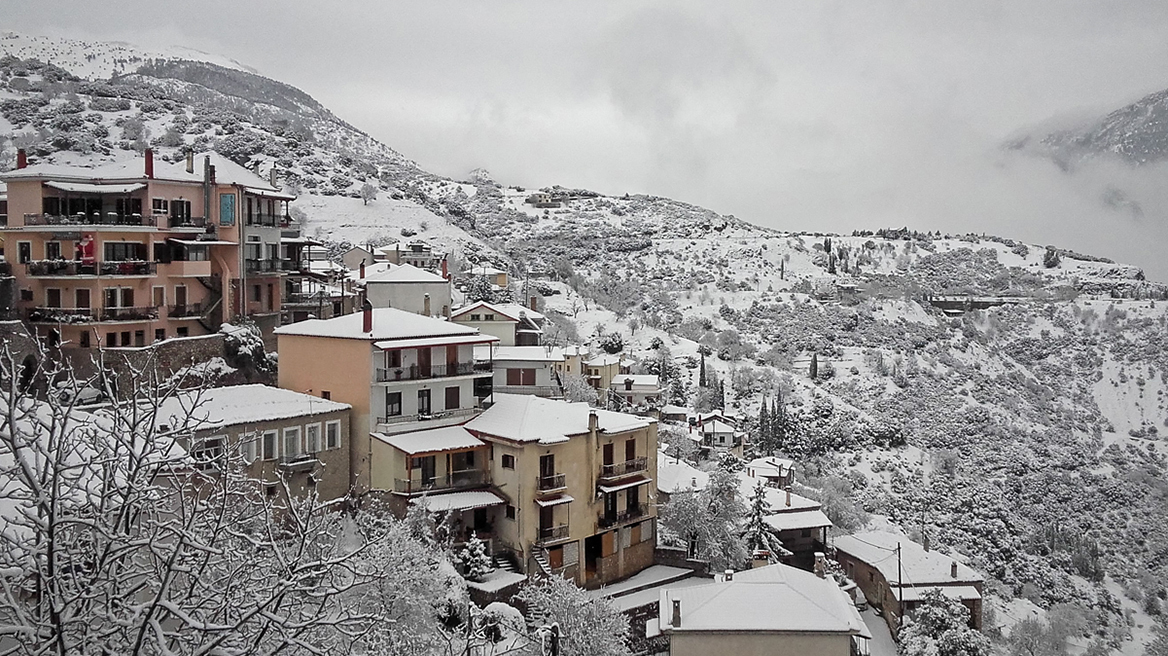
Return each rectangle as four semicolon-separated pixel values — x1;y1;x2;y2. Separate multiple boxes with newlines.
456;535;492;583
561;373;598;404
360;182;378;205
516;576;631;656
899;590;990;656
743;481;783;558
598;331;624;354
660;468;746;571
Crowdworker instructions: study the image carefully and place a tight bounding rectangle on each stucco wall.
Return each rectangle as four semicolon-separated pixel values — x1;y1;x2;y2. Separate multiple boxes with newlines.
365;280;451;317
669;630;851;656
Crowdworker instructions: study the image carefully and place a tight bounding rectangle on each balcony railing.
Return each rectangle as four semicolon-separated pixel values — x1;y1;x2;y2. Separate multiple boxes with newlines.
278;453;318;471
166;215;207;228
280;260;310;272
168;303;204;318
393;469;488;495
600;457;648;480
26;307;99;323
536;473;566;492
536;524;570;545
27;261;97;277
245;213;288;227
376;406;479;427
244;259;278;273
494;385;562;398
284;292;324;305
24;213;152;227
100;261;156;276
597;505;646;529
376;361;484;382
100;306;159;322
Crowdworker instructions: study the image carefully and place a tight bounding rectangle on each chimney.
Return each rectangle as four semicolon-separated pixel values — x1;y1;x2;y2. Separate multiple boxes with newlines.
951;561;958;579
814;552;826;579
251;160;260;174
16;148;27;169
209;164;216;184
269;166;277;187
588;409;598;433
144;148;154;179
724;569;734;582
530;295;538;311
423;293;431;316
185;150;194;174
359;259;366;279
441;258;449;279
670;599;682;628
785;485;792;507
362;300;373;333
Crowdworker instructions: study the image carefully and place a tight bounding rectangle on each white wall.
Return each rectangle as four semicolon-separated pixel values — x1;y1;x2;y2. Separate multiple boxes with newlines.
365;281;452;317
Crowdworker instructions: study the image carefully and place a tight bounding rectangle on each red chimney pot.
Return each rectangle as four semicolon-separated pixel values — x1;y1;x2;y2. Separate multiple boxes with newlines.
362;300;373;333
16;149;27;169
360;260;366;279
144;148;154;179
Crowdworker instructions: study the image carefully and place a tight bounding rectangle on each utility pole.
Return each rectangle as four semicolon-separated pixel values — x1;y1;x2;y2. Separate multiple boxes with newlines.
897;542;904;633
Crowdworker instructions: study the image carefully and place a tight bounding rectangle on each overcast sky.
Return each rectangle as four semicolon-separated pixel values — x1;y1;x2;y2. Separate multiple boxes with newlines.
8;0;1168;279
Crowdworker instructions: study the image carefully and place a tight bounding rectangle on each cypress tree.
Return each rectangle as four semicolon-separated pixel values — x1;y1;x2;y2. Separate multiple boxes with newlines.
758;398;770;453
810;352;818;379
699;351;707;388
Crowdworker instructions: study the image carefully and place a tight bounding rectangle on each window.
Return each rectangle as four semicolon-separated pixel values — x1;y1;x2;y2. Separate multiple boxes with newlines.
45;288;61;308
385;391;402;417
45;241;61;260
326;420;341;450
321;390;331;400
283;427;301;457
17;242;31;264
191;436;225;471
120;331;130;347
484;314;495;321
385;349;401;368
103;242;146;262
505;505;516;520
239;433;258;464
262;430;278;460
170;199;191;223
176;327;189;337
305;423;322;453
75;288;90;308
251;285;261;302
79;331;90;348
154;329;165;342
152;198;169;214
417;389;431;415
153;286;165;308
501;454;515;470
134;330;145;347
445;386;460;410
469;314;481;321
105;331;116;346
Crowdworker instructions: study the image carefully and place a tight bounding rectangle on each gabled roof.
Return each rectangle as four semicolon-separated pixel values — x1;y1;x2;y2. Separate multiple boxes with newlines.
364;263;447;284
373;426;484;455
584;353;622;367
492;303;545;322
466;393;652;445
451;301;520;323
617;374;660;388
660;564;868;635
274;307;479;341
155;384;350;432
833;531;984;586
656;454;709;494
699;419;735;434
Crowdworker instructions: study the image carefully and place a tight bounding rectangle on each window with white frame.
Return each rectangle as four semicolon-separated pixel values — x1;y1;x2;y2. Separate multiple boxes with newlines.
152;198;169;215
283;426;301;457
261;430;278;460
304;422;322;454
191;435;225;470
325;420;341;450
239;433;258;464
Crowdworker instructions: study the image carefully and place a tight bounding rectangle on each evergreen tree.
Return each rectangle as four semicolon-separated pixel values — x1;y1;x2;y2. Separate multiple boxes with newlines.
456;535;492;582
744;481;783;558
780;259;785;280
824;237;832;255
699;350;707;388
757;398;771;452
810;352;819;379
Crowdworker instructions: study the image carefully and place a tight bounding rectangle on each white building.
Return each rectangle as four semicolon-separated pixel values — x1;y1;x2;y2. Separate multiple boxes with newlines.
363;263;452;317
611;374;661;408
451;301;544;346
475;344;564;398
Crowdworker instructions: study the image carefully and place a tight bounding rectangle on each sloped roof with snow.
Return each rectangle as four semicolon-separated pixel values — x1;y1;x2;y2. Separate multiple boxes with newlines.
364;263;448;284
451;301;520;322
660;563;868;635
475;345;563;363
585;354;622;367
3;152;283;191
274;307;479;341
492;303;545;322
833;531;984;586
737;473;821;512
747;456;795;478
155;384;350;433
617;374;660;388
699;419;735;434
373;426;484;455
656;455;710;494
466;394;652;444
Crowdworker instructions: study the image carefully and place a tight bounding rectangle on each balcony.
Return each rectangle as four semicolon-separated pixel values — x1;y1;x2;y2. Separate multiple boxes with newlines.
392;469;488;495
278;453;319;472
100;306;159;322
376;361;484;383
245;213;287;228
26;307;99;323
166;215;207;229
536;473;566;493
168;303;204;318
494;385;562;398
280;260;310;273
27;260;97;277
536;524;570;546
377;406;480;429
99;261;156;276
244;259;279;274
599;457;648;480
597;505;646;529
24;213;153;227
284;291;324;306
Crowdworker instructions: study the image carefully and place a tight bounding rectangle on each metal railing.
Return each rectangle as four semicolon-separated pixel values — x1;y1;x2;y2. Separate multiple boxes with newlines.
245;213;288;227
100;306;159;322
168;303;204;318
597;505;645;529
244;259;278;273
536;524;570;545
494;385;561;397
26;307;99;323
166;215;207;228
24;212;153;227
26;261;97;277
280;260;310;272
284;291;325;305
393;469;488;495
600;457;648;479
100;261;156;276
376;361;481;382
536;473;566;492
376;407;479;427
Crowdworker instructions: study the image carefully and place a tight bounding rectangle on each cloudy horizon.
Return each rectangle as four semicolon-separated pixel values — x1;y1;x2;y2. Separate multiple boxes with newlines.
7;0;1168;279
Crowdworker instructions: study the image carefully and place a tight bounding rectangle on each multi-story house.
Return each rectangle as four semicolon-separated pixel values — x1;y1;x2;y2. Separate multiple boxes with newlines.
464;393;658;588
0;149;291;348
375;239;446;271
475;344;564;398
274;304;499;495
451;300;544;346
362;263;452;317
611;374;661;408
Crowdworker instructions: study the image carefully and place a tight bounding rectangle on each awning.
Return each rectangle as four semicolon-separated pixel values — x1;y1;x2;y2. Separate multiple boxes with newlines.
534;494;574;507
411;490;506;513
243;186;296;201
374;334;499;351
597;477;652;494
168;239;235;246
45;181;145;194
764;509;833;532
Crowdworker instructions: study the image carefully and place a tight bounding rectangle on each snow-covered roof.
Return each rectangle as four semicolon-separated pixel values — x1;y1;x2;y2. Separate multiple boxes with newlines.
475;345;563;363
746;456;795;478
274;307;480;341
585;354;622;367
2;151;284;191
616;374;660;388
660;404;689;415
896;585;982;602
466;394;652;445
372;426;484;455
551;345;589;359
450;301;520;323
833;531;984;586
737;474;821;512
660;564;868;635
468;265;505;276
656;455;710;494
492;303;545;322
411;490;506;513
155;384;350;433
765;509;833;532
700;419;735;434
364;263;447;284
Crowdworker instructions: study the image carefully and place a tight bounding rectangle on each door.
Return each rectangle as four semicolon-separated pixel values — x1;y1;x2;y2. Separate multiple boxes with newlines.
417;455;436;486
153;286;165;308
446;344;459;374
602;443;614;467
417;347;432;377
604;492;617;524
627;486;640;515
625;438;636;464
445;386;460;411
548;546;563;569
539;505;554;537
417;389;432;415
18;242;30;264
75;289;90;309
539;454;555;488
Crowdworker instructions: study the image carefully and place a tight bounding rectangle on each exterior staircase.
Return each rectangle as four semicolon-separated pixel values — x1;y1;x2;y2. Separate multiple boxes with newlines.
531;547;553;578
492;554;520;574
196;275;223;333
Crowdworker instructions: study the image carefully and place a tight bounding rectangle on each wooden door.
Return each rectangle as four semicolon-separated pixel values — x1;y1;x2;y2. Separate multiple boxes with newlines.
417;347;432;377
602;443;614;466
625;438;635;463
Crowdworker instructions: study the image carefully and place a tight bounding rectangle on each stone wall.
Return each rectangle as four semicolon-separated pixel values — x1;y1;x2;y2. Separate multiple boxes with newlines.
56;333;227;396
653;545;709;574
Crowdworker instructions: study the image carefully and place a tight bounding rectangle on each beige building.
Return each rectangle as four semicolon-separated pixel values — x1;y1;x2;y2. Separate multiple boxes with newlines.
475;345;564;397
465;394;658;588
584;353;626;397
611;374;661;408
156;384;352;501
375;240;446;271
451;300;543;346
657;564;870;656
